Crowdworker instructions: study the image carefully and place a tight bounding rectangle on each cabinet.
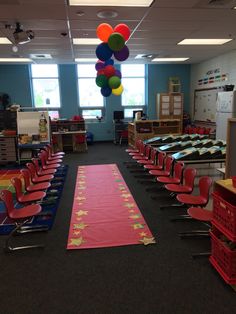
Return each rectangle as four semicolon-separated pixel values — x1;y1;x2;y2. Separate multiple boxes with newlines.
128;119;181;147
225;118;236;179
210;179;236;285
168;77;181;93
0;136;17;163
157;93;183;131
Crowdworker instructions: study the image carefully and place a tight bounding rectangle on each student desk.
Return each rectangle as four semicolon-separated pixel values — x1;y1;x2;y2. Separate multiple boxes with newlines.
52;131;87;152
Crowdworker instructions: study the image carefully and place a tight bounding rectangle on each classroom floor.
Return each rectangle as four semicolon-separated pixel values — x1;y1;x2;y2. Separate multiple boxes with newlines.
0;142;235;314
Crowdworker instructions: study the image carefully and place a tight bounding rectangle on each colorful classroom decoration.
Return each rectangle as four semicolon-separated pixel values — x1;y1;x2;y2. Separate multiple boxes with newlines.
95;22;131;97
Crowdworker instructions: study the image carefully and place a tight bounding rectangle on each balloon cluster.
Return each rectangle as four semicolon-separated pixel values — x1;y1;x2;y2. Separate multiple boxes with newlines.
95;23;130;97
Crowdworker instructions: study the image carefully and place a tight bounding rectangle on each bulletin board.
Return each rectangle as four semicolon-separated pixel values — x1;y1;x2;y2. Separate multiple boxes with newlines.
194;88;218;122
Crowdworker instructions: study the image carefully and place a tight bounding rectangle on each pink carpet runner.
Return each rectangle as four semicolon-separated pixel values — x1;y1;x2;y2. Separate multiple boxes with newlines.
67;164;155;250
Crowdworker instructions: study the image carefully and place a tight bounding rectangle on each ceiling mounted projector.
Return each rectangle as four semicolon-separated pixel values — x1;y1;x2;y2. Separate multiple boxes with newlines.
13;22;35;45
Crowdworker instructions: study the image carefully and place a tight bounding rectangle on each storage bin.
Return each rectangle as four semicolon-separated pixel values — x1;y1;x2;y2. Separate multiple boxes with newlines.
210;229;236;284
212;191;236;241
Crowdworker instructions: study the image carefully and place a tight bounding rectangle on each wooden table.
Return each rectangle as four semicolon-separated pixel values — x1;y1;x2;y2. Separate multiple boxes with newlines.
52;131;87;152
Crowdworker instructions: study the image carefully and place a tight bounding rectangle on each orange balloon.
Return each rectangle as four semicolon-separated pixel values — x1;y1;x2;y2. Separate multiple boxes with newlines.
96;23;113;42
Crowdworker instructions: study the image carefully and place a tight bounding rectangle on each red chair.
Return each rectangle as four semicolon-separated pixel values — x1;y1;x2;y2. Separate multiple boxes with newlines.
129;141;145;157
11;177;46;203
178;207;213;258
38;152;61;170
149;155;174;177
156;161;184;185
137;147;157;166
32;158;56;176
125;139;141;153
132;144;151;161
176;176;212;207
0;190;44;252
20;169;51;192
119;130;128;145
144;152;166;170
46;143;65;157
160;168;197;210
26;163;54;184
40;150;62;164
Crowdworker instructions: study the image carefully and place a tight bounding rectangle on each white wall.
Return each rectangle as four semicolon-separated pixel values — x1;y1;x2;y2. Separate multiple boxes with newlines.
190;50;236;118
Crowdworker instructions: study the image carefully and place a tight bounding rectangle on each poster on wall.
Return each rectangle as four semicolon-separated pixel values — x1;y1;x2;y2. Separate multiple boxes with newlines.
194;88;218;122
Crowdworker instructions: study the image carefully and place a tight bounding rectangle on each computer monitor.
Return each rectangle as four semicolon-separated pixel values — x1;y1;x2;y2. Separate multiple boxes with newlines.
133;110;143;119
113;111;124;121
46;110;60;120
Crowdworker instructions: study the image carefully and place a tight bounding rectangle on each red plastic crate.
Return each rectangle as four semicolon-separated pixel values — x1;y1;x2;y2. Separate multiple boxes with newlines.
212;191;236;241
210;229;236;284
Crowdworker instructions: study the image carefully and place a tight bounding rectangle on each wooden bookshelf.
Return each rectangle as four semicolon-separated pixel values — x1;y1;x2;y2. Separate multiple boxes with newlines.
128;119;181;147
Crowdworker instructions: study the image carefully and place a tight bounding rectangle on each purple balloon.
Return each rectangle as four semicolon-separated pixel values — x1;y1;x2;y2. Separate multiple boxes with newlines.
114;69;122;79
114;45;129;62
95;61;105;71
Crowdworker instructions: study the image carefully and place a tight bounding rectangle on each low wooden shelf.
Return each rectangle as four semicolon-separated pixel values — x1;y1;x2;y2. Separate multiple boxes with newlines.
128;119;181;147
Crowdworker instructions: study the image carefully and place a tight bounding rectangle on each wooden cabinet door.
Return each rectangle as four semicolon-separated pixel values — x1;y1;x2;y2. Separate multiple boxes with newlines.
158;93;172;119
171;93;183;120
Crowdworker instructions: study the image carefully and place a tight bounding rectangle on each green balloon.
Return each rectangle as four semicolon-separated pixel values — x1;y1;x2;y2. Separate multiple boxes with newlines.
108;33;125;52
96;74;108;88
108;76;121;89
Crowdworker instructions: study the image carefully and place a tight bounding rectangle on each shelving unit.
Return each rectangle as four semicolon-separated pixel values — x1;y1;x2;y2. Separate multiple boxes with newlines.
156;93;183;131
168;77;181;93
225;118;236;178
210;179;236;286
0;136;17;163
128;119;181;147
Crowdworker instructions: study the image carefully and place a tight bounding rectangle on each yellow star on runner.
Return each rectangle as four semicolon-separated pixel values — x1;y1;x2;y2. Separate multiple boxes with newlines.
78;202;83;205
124;203;135;208
129;209;135;213
129;214;141;219
119;187;126;190
139;237;156;246
76;196;86;201
139;232;147;237
132;223;145;230
121;193;131;198
75;210;88;216
69;237;85;246
73;222;88;230
79;175;86;178
73;230;81;236
78;187;86;190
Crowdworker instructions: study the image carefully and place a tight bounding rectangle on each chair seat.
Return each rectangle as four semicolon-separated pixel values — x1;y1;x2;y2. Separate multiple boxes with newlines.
177;194;207;205
126;149;139;153
38;168;56;176
10;204;42;219
129;152;143;156
46;159;62;165
132;155;148;160
144;164;162;170
157;176;180;184
137;159;154;165
18;191;46;203
165;184;192;193
51;152;65;157
187;207;213;222
32;174;53;183
42;163;61;170
149;169;170;176
26;182;51;192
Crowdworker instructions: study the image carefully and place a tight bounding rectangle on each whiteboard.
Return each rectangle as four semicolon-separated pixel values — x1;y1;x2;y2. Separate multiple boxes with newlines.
194;88;218;122
17;111;50;139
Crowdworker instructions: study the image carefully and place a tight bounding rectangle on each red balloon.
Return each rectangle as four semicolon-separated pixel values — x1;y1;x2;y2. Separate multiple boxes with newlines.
103;65;116;78
114;24;131;41
96;23;113;42
97;69;105;76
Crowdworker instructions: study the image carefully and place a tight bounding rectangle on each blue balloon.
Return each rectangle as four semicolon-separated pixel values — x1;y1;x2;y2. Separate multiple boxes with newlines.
101;86;112;97
96;43;113;61
105;58;114;66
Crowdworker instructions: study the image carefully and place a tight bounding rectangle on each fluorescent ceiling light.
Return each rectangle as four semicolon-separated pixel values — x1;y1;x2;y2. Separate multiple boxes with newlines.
178;39;232;45
0;37;12;44
69;0;153;7
152;58;189;62
0;58;33;63
75;58;97;62
73;38;101;45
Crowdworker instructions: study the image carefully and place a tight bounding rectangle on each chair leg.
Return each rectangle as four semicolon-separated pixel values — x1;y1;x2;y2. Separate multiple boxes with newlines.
170;214;193;222
160;203;186;210
192;252;211;259
179;230;210;238
4;220;45;253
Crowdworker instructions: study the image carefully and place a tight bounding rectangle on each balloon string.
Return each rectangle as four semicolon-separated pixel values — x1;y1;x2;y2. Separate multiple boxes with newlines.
128;0;156;41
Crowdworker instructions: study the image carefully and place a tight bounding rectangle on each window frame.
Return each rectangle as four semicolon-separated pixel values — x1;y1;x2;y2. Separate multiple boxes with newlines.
77;64;105;122
30;64;61;109
121;64;146;119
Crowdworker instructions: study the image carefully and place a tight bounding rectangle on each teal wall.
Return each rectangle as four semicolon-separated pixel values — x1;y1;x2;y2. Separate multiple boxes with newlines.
0;63;191;141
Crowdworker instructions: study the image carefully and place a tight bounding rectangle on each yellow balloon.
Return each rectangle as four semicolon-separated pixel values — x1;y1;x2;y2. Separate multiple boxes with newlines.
112;84;123;96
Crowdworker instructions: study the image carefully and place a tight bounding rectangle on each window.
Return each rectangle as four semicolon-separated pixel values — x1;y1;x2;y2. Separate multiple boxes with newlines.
121;64;145;118
77;64;104;120
31;64;61;108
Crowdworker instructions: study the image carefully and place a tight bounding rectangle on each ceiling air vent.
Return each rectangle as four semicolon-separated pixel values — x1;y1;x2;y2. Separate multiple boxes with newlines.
30;54;52;59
